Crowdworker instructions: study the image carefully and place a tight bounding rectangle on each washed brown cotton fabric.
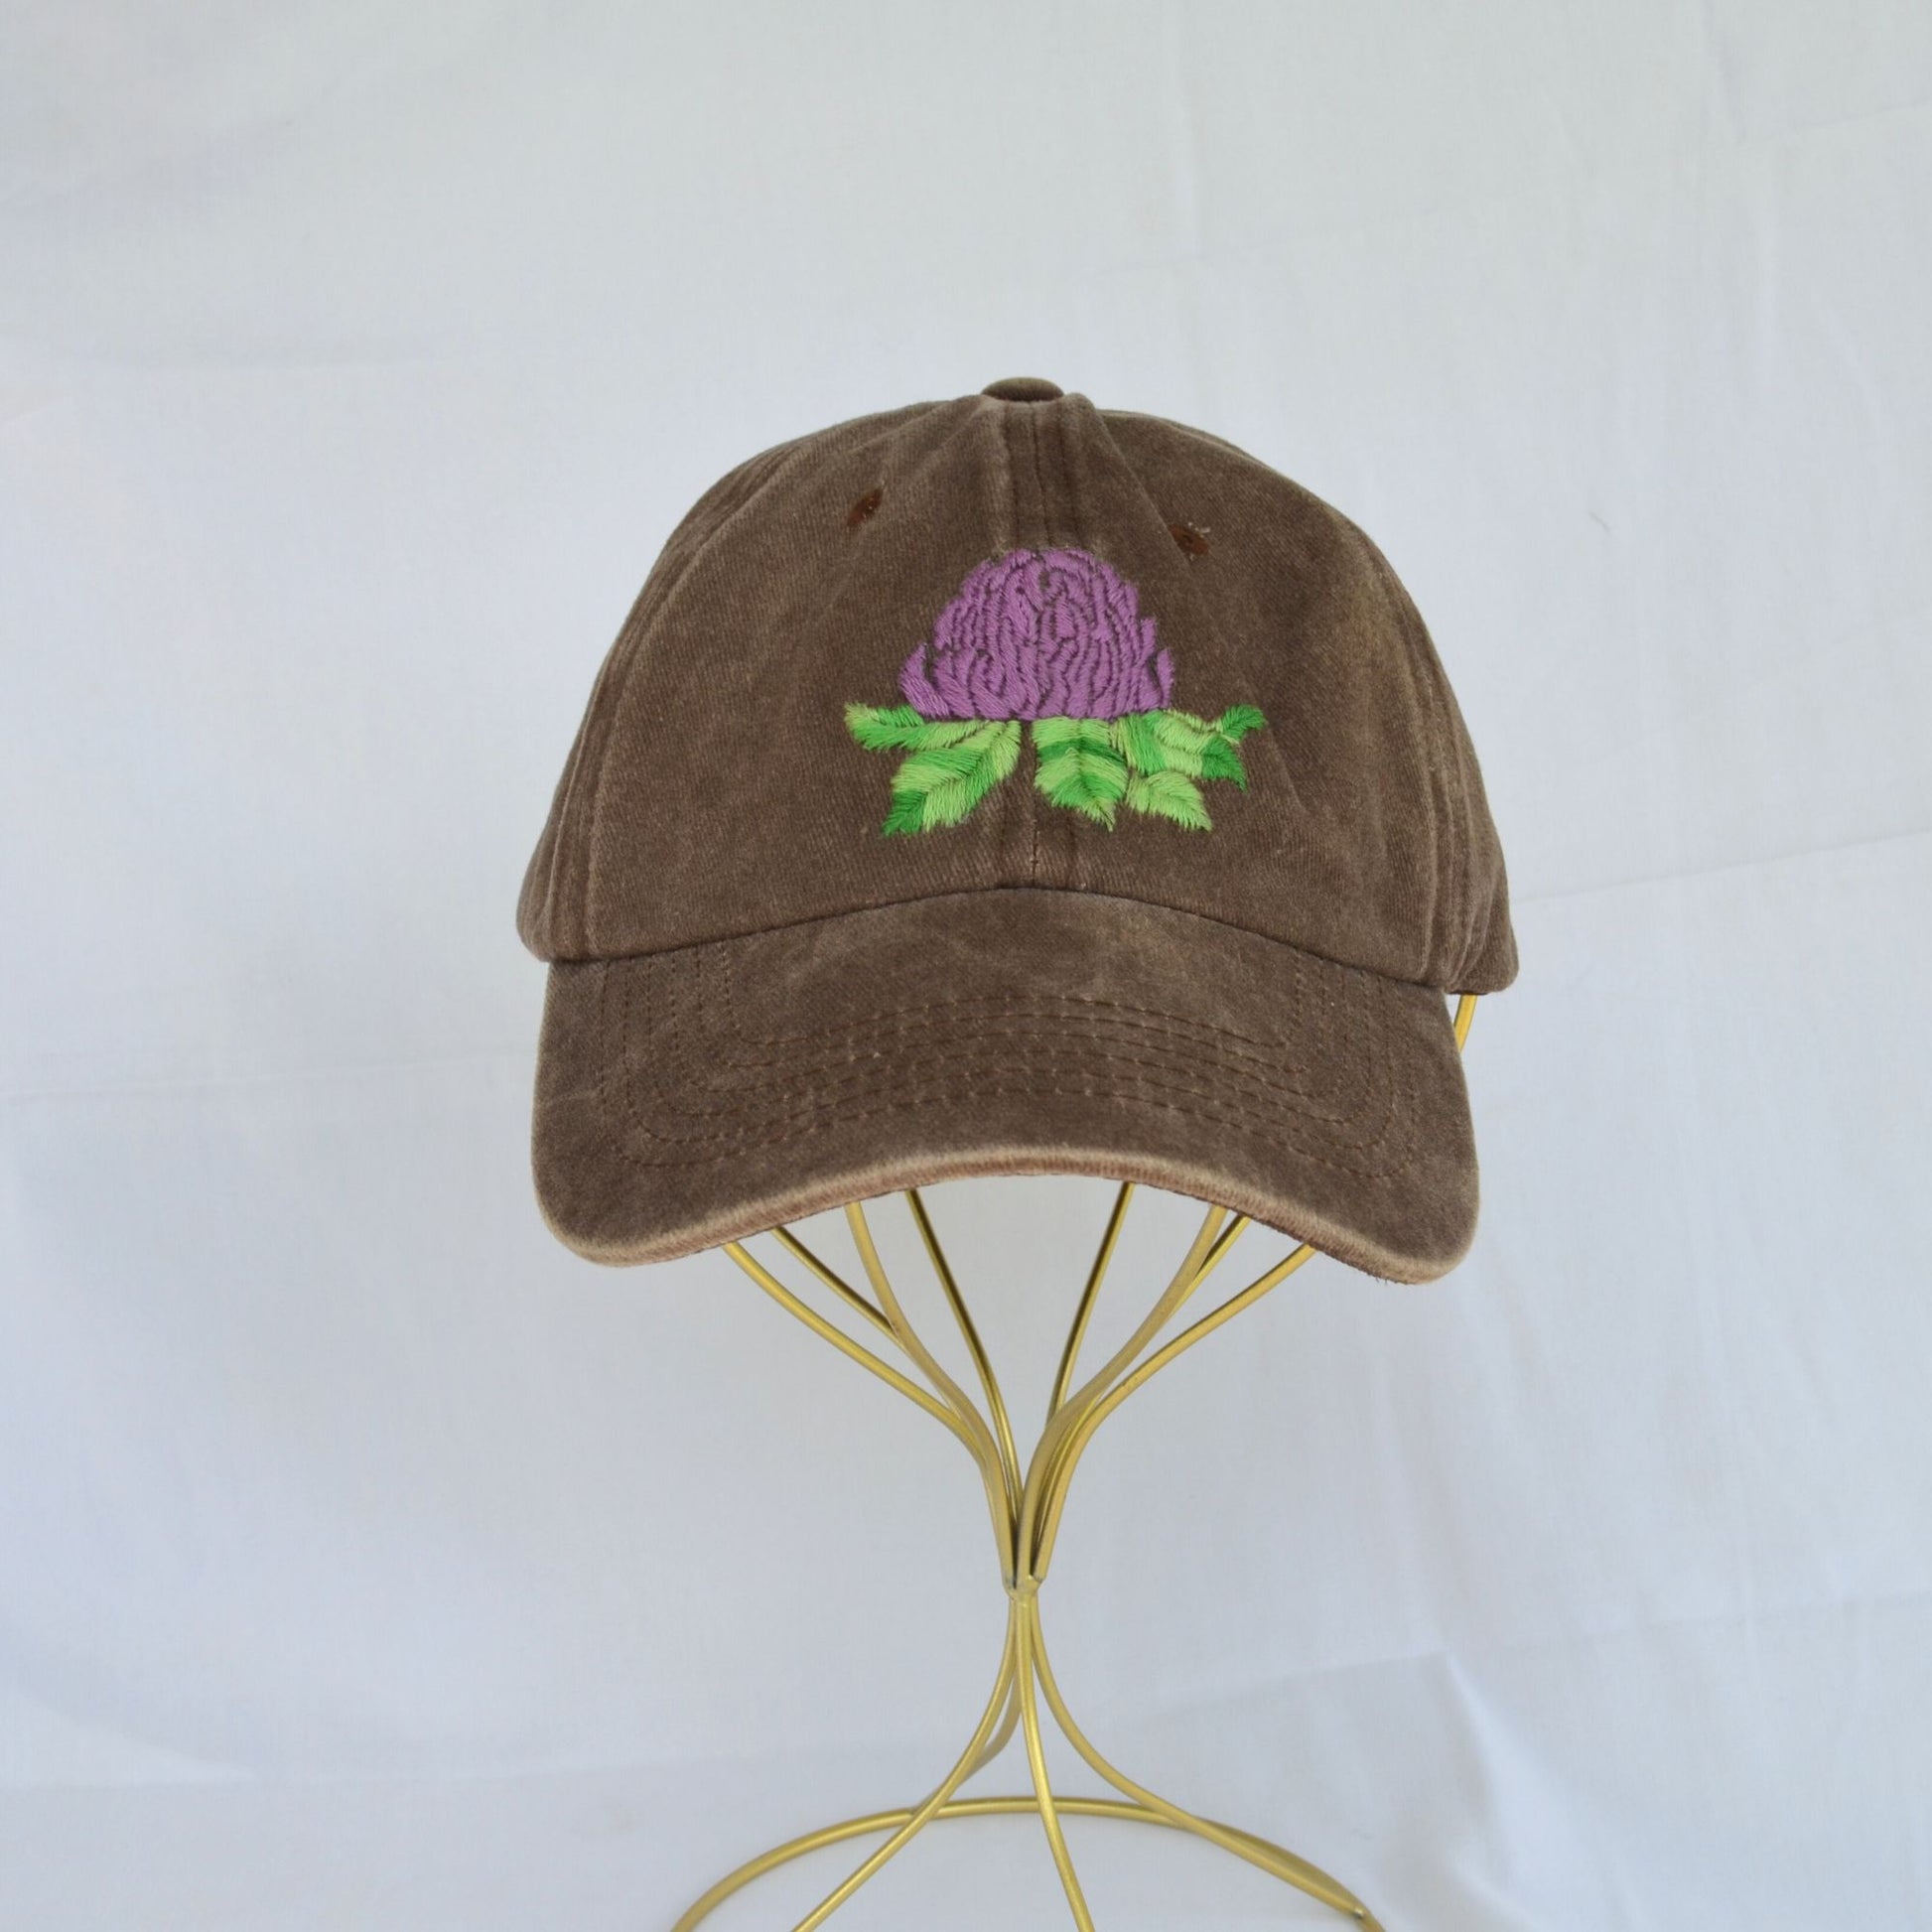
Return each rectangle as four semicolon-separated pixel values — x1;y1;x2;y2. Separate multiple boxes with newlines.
519;378;1517;1281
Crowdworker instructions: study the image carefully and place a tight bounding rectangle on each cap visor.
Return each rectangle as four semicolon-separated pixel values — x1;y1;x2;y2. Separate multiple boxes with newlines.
532;891;1479;1282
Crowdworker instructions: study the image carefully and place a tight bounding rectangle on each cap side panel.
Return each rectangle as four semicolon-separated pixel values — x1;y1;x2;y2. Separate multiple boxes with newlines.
1332;511;1452;983
1084;409;1516;991
1099;407;1268;469
578;431;826;949
1436;677;1518;990
572;399;1018;960
1331;507;1516;992
518;431;811;957
1077;409;1441;981
520;402;950;961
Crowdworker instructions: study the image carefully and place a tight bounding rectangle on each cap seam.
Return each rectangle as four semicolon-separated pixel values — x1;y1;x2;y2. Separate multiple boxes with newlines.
1016;406;1045;884
547;886;1467;1000
1405;587;1470;979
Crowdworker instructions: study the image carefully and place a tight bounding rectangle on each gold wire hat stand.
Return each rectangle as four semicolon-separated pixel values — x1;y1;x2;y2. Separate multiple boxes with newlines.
676;996;1480;1932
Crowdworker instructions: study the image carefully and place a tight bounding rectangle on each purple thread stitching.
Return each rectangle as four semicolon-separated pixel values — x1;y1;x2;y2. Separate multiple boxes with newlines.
898;548;1175;721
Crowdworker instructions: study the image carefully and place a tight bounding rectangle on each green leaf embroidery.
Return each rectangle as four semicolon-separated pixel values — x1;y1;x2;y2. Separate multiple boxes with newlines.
1124;768;1211;830
1215;704;1267;742
1117;708;1265;791
849;702;1267;836
881;720;1021;836
1197;734;1248;787
1205;704;1266;787
1033;719;1130;826
1113;710;1192;775
1151;710;1219;755
1030;716;1093;754
846;702;987;752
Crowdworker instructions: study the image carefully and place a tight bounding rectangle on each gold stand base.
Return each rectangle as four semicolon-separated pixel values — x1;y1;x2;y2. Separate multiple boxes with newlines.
675;1590;1381;1930
679;1797;1379;1931
681;1003;1477;1928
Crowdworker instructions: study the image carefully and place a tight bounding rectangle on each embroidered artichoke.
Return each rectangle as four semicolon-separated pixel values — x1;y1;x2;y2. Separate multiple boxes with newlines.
897;547;1174;721
848;546;1266;837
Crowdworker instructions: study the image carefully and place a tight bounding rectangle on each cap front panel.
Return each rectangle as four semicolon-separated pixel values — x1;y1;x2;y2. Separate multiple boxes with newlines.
524;387;1513;998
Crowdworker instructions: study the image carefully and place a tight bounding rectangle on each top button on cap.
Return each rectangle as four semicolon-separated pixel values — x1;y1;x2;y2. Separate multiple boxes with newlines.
981;376;1063;401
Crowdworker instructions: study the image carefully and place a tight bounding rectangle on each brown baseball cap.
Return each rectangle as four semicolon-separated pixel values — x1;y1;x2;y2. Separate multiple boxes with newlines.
518;377;1516;1282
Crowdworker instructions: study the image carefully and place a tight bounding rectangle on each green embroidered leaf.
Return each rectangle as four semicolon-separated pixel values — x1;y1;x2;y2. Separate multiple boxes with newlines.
881;720;1020;835
1033;718;1129;826
846;702;986;753
1144;715;1205;750
861;701;1265;837
1198;734;1248;787
1113;710;1197;776
1207;704;1266;785
1124;769;1212;830
1141;705;1268;789
1159;707;1220;742
881;789;931;837
1030;716;1091;755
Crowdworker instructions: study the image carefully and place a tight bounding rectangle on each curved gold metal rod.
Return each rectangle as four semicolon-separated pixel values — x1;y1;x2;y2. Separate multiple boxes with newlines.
672;1792;1321;1931
845;1202;1001;1467
1050;1182;1135;1417
905;1188;1023;1518
788;1600;1023;1932
1054;1208;1247;1443
697;994;1481;1928
721;1242;971;1451
735;1223;1026;1785
1027;1591;1382;1926
1032;1241;1318;1577
1022;1207;1247;1578
1015;1596;1094;1931
1066;1206;1243;1424
678;1595;1376;1932
961;1664;1025;1778
1031;992;1480;1580
1017;1203;1232;1579
845;1202;1017;1570
770;1227;896;1338
1172;1209;1253;1311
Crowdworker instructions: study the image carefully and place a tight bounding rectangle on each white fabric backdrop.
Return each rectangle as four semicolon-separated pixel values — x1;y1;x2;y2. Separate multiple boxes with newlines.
4;4;1929;1927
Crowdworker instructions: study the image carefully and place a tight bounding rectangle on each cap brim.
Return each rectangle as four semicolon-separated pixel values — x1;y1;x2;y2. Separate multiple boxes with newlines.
532;891;1479;1283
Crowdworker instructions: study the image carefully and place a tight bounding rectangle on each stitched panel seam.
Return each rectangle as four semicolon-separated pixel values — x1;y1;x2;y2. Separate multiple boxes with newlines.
564;886;1466;999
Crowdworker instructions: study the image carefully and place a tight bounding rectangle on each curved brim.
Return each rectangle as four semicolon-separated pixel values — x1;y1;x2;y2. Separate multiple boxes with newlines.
532;891;1479;1283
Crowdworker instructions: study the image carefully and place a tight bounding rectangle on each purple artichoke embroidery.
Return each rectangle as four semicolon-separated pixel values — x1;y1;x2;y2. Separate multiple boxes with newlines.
847;546;1266;837
898;548;1174;721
